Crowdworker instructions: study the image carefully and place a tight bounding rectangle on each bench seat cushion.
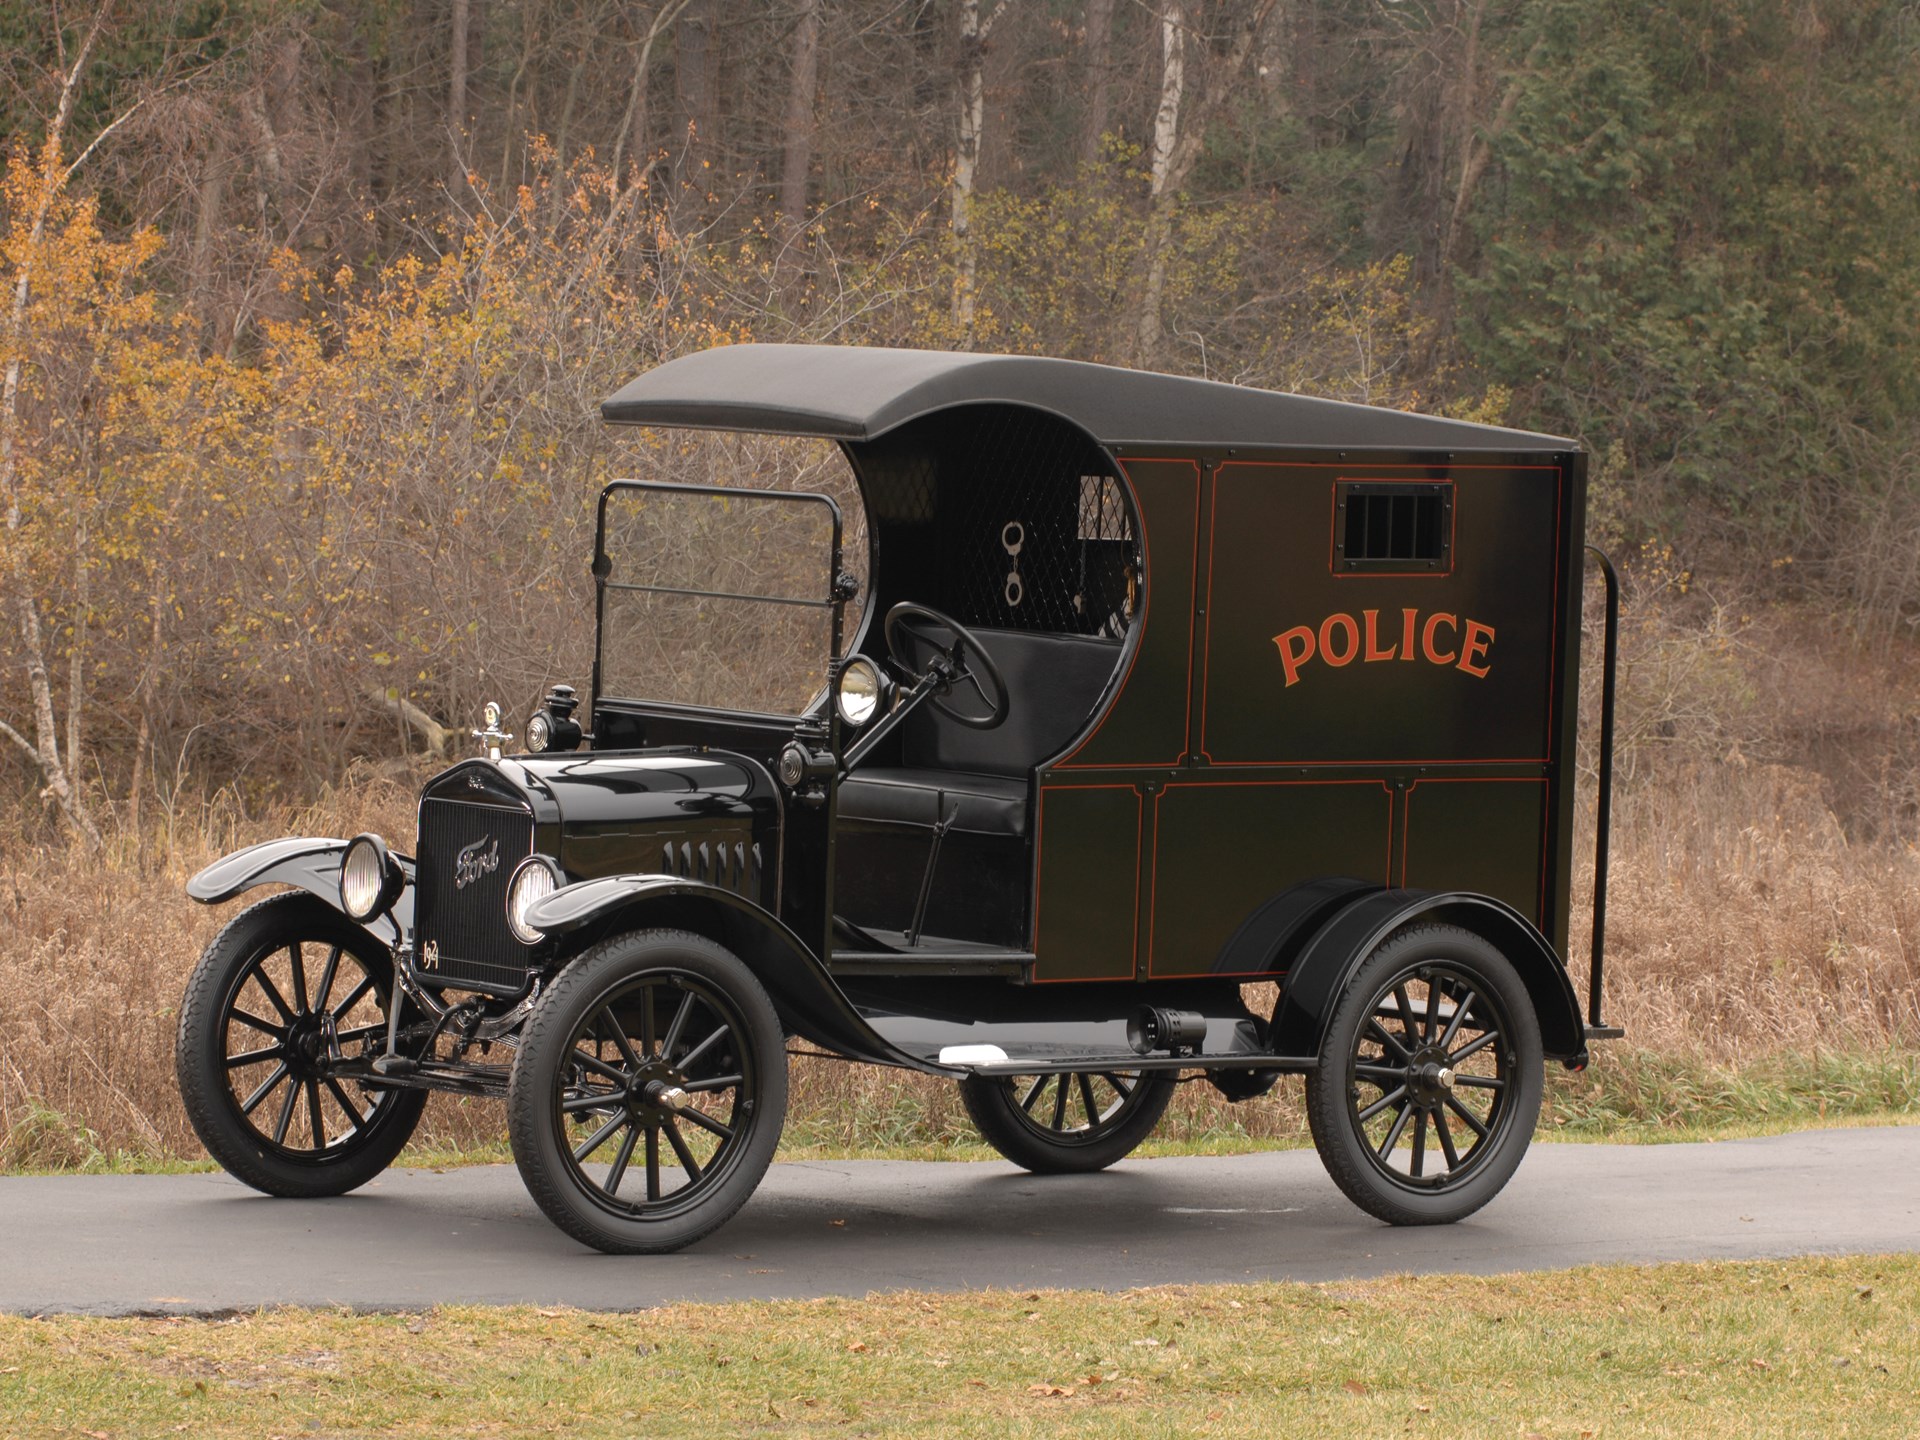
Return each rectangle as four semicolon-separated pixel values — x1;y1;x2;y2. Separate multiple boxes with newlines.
836;767;1029;837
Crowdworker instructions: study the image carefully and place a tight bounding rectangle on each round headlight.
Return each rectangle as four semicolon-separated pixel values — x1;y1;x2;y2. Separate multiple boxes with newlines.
525;710;552;753
506;855;563;946
835;657;886;728
339;833;401;921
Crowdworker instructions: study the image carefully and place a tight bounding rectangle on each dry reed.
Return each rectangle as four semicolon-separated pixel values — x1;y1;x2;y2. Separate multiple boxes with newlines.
3;746;1915;1171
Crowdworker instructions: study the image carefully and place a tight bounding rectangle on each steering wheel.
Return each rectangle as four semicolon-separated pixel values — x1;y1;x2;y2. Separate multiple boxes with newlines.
883;602;1011;731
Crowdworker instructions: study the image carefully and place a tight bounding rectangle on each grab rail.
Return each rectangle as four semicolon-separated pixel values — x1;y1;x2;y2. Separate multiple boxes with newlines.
1584;545;1625;1041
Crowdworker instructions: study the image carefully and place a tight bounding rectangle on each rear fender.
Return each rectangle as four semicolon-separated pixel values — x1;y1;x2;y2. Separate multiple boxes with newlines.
526;874;933;1070
1270;888;1587;1066
185;837;411;949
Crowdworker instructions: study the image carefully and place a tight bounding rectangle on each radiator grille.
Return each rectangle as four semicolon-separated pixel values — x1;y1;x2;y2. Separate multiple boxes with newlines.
414;796;535;992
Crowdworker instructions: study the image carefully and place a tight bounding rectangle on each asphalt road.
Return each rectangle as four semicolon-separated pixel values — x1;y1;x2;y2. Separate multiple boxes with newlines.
2;1127;1915;1316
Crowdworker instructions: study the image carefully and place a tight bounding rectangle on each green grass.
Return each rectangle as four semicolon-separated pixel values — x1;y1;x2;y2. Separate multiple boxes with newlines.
2;1256;1915;1437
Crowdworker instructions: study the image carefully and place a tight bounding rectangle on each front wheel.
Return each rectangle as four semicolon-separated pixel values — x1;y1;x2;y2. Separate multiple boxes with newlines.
175;893;426;1197
507;929;787;1254
1305;923;1543;1225
959;1069;1176;1174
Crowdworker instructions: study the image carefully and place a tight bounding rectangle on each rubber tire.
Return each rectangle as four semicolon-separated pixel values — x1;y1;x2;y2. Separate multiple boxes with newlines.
959;1070;1177;1174
507;929;788;1255
1305;923;1543;1226
175;893;426;1198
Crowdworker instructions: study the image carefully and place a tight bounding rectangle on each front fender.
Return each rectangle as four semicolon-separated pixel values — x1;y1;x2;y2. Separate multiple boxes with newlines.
527;874;948;1072
186;837;411;949
1270;888;1587;1066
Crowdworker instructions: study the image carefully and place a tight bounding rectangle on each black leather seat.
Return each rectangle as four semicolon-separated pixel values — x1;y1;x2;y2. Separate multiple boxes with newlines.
836;629;1120;838
837;766;1029;836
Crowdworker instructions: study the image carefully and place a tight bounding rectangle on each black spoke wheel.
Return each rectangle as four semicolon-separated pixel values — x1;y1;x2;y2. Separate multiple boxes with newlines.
1306;924;1542;1225
176;893;425;1198
507;929;787;1254
959;1069;1175;1174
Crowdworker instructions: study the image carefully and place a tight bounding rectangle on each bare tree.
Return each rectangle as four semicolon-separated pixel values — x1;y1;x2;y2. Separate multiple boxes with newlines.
1128;0;1276;369
778;0;823;236
951;0;1013;344
675;0;719;194
1079;0;1117;168
610;0;698;183
449;0;472;186
0;5;124;846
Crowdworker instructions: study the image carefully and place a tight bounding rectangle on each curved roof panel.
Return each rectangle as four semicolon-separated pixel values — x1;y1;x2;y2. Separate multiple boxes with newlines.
600;343;1575;452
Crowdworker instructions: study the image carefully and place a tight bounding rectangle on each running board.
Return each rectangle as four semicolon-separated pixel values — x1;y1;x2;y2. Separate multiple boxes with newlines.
945;1048;1317;1076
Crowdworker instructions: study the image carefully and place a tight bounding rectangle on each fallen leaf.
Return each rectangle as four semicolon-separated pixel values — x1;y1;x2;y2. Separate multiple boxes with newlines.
829;1218;846;1228
1750;1359;1770;1371
846;1341;867;1353
1343;1380;1369;1397
1027;1383;1075;1398
1856;1286;1874;1301
537;1308;564;1318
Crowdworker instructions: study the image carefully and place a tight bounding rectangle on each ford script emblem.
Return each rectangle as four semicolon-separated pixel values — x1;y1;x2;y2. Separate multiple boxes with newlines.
455;837;501;890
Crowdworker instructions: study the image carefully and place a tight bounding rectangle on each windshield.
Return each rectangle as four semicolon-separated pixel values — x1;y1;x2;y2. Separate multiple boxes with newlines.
596;438;863;718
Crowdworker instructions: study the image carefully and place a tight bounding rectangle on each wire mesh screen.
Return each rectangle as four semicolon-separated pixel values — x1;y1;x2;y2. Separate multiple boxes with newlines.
597;471;842;717
878;406;1137;638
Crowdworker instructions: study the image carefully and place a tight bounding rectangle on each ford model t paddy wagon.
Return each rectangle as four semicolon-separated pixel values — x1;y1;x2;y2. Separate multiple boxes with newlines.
176;344;1624;1255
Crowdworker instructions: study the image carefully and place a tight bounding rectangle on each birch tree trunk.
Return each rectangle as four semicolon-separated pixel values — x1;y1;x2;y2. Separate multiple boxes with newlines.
778;0;823;236
1129;0;1276;370
952;0;1008;344
1130;1;1186;369
0;10;109;847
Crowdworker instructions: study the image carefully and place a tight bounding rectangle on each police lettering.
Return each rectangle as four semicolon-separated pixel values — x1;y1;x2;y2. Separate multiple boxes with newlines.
1272;608;1493;687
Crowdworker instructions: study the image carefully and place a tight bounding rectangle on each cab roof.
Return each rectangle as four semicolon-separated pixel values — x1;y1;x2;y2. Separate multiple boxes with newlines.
600;343;1576;453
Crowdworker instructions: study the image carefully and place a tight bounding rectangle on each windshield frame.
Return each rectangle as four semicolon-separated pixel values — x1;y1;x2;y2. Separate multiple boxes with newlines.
591;478;849;727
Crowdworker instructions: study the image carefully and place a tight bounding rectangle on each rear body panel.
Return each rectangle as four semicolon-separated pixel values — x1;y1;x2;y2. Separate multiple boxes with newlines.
1030;447;1587;985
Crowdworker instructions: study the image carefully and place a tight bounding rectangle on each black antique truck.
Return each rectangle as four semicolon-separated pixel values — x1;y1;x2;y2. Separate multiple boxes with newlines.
176;344;1622;1254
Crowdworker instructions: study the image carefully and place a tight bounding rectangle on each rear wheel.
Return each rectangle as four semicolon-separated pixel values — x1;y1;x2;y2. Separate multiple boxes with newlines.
959;1069;1175;1174
175;893;425;1197
507;929;787;1254
1305;924;1542;1225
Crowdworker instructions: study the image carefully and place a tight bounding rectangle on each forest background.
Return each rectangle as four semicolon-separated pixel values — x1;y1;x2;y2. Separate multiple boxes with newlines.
3;0;1919;1166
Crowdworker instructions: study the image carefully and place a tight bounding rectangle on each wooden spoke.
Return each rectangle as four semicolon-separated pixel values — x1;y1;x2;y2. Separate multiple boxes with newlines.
1357;1085;1408;1125
604;1124;641;1197
661;1118;704;1182
328;975;375;1020
678;1105;735;1142
240;1063;289;1116
572;1111;629;1162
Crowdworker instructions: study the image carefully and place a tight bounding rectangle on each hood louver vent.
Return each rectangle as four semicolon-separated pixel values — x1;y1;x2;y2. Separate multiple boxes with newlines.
660;836;760;896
